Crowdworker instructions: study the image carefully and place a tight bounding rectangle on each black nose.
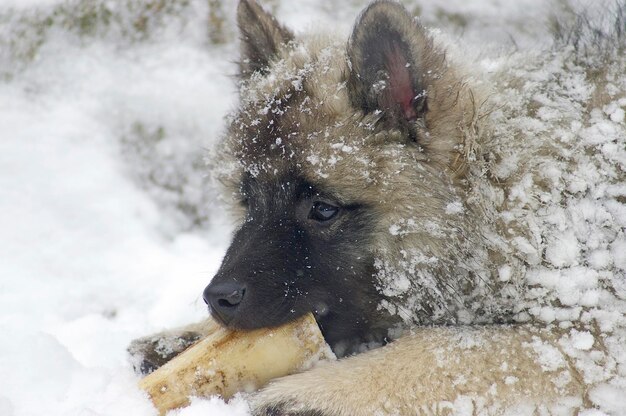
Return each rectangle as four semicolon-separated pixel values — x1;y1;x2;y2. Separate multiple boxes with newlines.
203;281;246;325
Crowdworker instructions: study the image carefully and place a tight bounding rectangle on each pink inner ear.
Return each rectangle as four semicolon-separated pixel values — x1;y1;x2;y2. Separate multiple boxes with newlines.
384;47;418;121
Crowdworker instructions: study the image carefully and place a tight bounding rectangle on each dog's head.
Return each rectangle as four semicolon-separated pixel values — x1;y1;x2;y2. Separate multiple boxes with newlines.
205;0;477;354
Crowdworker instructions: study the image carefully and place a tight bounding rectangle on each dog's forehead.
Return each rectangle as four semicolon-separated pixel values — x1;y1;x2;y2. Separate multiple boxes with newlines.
226;41;356;165
220;36;420;205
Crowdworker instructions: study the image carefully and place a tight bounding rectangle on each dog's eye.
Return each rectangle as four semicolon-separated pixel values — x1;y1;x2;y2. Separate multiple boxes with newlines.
309;201;339;222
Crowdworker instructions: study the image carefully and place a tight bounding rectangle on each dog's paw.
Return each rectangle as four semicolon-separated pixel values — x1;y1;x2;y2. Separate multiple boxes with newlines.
249;371;342;416
252;401;331;416
127;330;202;375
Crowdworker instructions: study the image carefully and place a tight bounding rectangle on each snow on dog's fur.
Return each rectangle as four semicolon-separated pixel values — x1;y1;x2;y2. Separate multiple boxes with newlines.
130;1;626;414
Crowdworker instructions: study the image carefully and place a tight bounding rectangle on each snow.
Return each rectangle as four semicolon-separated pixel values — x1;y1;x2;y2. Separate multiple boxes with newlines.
0;0;236;414
171;396;251;416
0;0;624;415
445;201;464;215
589;384;626;415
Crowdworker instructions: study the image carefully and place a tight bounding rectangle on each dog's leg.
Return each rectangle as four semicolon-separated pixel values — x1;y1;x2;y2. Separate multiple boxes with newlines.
127;318;217;375
252;325;585;416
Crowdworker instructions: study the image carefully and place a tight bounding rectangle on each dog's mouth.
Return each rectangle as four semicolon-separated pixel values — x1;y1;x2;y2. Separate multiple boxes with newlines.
311;301;330;322
208;305;364;357
206;290;391;358
209;303;326;333
311;306;332;341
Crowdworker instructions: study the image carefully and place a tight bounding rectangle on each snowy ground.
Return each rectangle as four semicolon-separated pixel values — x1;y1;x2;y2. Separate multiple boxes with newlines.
0;0;618;415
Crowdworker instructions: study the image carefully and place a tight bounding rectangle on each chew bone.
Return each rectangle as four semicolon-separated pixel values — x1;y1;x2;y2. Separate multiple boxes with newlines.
138;313;334;415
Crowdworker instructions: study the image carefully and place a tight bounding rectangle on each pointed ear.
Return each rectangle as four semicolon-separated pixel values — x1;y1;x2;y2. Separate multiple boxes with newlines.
237;0;294;79
347;1;429;125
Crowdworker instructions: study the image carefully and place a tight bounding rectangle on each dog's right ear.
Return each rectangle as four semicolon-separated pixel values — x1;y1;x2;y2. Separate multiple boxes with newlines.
237;0;294;79
347;1;430;127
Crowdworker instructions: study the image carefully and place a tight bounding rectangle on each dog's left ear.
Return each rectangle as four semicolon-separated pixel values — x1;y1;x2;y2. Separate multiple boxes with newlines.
347;1;429;125
237;0;294;79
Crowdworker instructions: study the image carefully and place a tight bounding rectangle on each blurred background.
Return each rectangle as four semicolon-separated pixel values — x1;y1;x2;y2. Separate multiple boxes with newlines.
0;0;608;415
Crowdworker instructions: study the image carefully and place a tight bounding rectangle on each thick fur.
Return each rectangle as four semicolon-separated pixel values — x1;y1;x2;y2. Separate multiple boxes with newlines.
252;326;585;416
130;1;626;414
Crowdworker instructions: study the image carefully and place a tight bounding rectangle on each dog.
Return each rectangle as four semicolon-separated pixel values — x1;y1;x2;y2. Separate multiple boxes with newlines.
129;1;626;414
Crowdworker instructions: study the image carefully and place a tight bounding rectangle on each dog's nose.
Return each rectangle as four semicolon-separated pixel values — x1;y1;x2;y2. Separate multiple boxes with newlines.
203;281;246;325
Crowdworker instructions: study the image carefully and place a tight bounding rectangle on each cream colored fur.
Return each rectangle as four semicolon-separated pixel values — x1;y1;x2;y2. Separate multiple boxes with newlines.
252;326;585;415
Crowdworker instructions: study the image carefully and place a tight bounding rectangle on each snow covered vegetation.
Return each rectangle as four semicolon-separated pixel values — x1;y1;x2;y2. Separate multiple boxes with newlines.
0;0;624;415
